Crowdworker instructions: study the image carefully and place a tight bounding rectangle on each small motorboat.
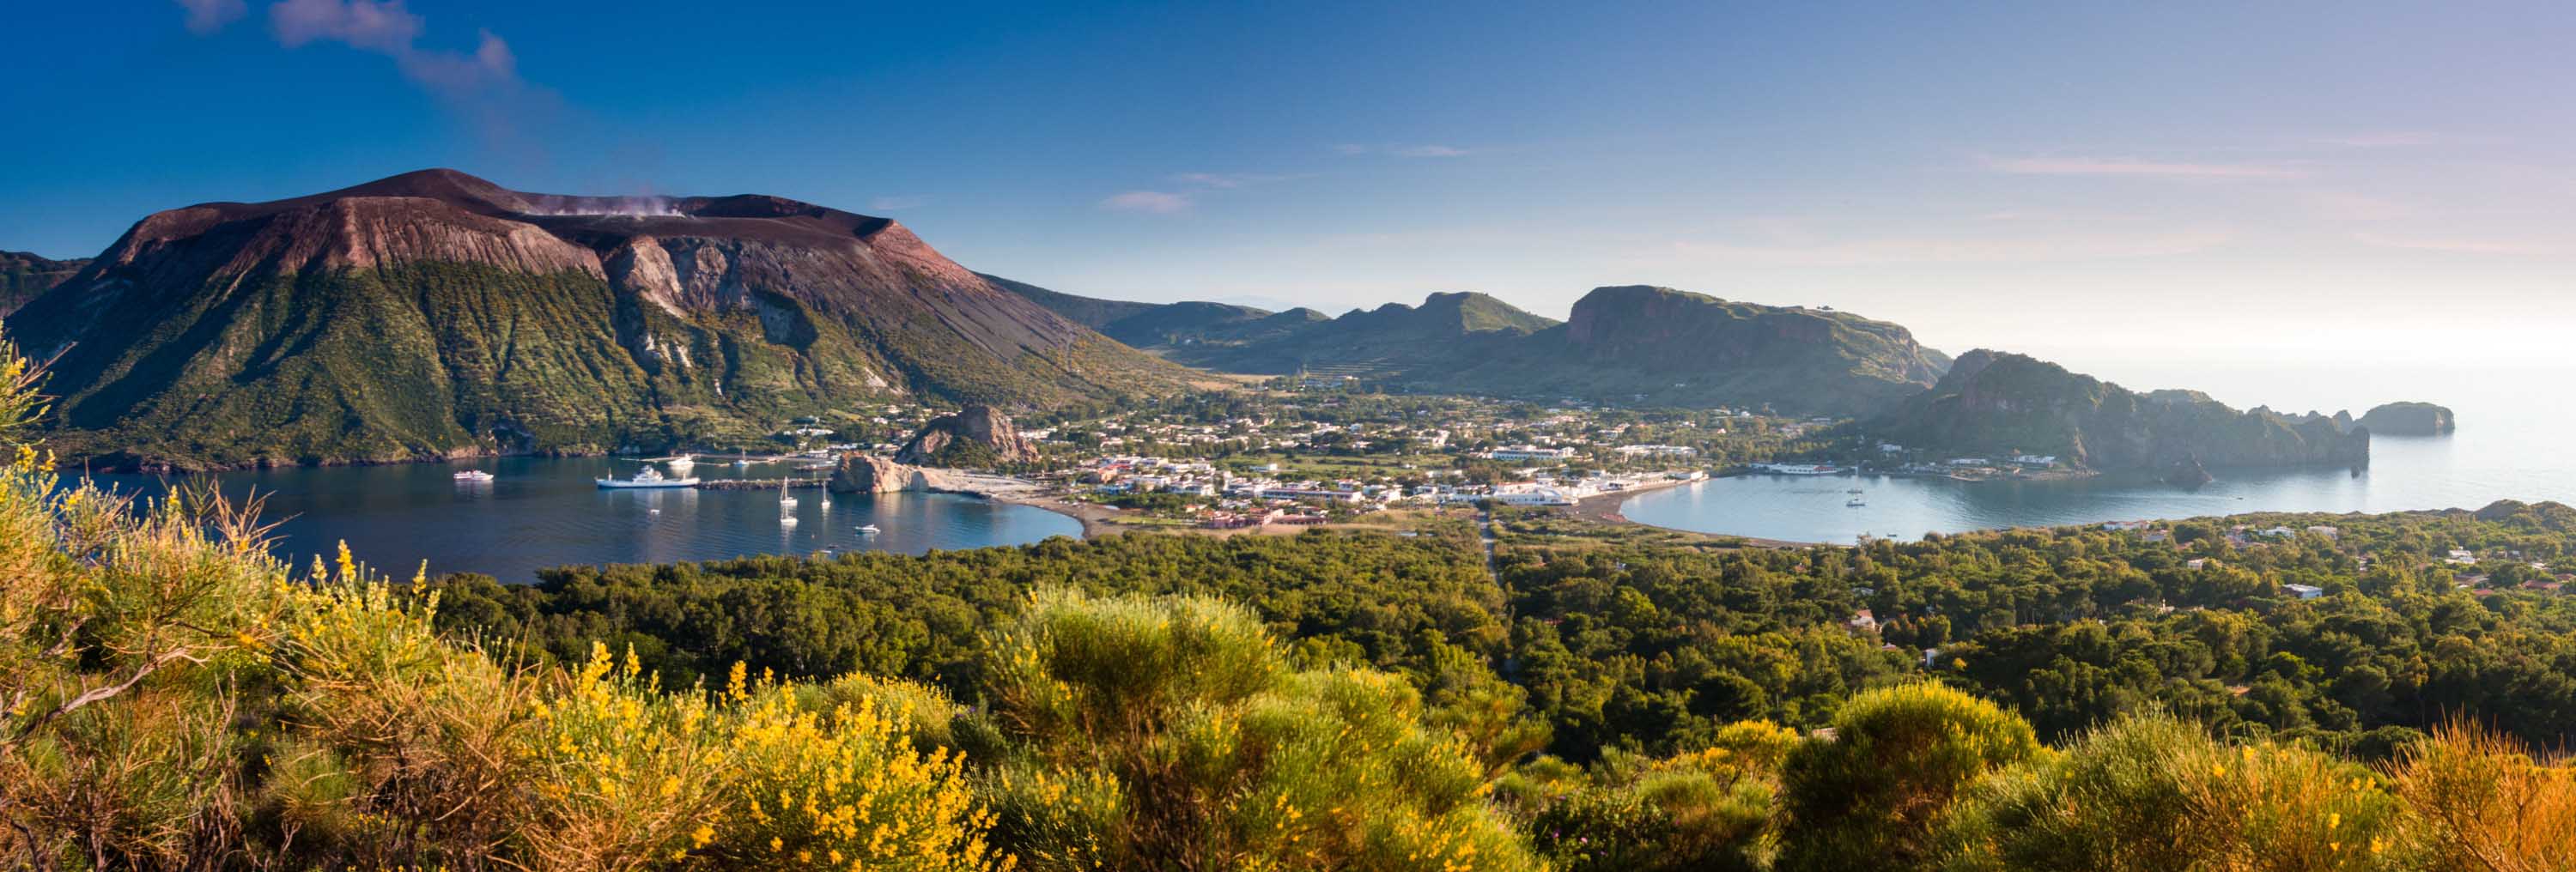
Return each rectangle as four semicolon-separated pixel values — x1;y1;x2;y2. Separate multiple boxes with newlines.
732;458;752;468
598;466;700;488
857;524;881;535
453;469;495;482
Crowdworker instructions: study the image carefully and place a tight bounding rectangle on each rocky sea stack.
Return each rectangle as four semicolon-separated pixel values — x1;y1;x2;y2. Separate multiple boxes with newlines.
2358;402;2457;436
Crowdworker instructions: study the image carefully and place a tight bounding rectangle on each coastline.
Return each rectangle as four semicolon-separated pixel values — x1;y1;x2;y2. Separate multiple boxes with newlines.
1564;475;1837;548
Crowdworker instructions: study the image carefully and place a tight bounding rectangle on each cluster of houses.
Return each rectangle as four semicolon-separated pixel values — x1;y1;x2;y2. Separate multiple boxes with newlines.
1082;456;1224;496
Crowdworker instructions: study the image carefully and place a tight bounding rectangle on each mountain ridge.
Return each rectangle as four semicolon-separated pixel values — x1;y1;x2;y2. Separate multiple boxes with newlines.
1870;348;2372;470
992;279;1949;414
9;169;1188;469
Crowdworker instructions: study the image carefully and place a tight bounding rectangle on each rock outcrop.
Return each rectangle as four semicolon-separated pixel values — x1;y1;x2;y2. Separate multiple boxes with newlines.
894;406;1041;466
829;454;977;494
1874;349;2372;471
2358;402;2456;436
2164;456;2214;488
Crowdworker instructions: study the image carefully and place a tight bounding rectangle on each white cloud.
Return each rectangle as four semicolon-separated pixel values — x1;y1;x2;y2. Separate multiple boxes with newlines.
174;0;246;33
2352;232;2538;255
1100;191;1192;214
270;0;420;51
1644;227;2233;267
265;0;519;98
2306;191;2408;222
1983;155;2306;180
2317;131;2466;148
179;1;524;101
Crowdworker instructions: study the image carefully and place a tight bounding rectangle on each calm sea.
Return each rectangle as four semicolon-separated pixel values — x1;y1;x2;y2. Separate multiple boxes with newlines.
1626;360;2576;543
74;456;1080;583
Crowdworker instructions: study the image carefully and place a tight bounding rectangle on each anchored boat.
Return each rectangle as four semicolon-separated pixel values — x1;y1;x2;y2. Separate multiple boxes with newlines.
597;466;699;489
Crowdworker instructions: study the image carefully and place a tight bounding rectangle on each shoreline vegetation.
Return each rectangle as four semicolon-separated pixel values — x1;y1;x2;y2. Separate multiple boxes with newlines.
15;322;2576;870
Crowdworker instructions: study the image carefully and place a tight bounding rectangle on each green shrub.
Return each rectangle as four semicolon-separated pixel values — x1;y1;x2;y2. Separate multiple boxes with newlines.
1775;682;2043;872
980;589;1540;872
1935;712;2403;871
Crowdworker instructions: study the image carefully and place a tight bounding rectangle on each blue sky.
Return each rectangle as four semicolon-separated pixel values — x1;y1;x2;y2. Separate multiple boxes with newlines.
8;2;2574;373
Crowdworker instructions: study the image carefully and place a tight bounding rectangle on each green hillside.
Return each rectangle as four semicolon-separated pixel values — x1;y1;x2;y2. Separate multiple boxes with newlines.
1870;349;2371;469
8;170;1189;469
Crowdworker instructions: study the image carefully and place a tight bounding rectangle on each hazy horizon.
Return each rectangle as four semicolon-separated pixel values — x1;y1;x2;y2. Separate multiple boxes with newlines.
11;1;2572;377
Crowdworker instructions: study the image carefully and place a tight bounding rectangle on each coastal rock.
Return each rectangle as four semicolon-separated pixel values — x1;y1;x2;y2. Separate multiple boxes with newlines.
829;453;975;494
2358;402;2456;436
2164;456;2214;488
894;405;1041;466
1874;349;2372;471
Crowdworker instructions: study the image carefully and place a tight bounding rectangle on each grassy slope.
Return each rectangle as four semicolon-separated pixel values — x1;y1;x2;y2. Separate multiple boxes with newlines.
33;263;1182;468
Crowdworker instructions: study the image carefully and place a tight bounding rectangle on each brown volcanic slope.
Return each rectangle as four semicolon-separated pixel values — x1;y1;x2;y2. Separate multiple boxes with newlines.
9;169;1186;468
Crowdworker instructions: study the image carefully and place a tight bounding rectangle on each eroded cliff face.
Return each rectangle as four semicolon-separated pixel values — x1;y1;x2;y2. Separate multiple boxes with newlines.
829;454;978;494
6;169;1184;468
894;405;1041;466
1561;286;1945;382
1877;349;2372;470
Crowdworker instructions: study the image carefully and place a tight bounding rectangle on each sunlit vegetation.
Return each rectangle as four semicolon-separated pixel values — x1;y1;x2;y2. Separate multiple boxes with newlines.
11;326;2576;869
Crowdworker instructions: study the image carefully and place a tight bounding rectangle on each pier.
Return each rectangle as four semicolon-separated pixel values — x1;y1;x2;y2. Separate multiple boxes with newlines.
693;477;832;490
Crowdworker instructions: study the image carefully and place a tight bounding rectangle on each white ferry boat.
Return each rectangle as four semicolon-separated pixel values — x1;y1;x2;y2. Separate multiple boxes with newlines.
597;466;699;489
452;469;495;482
1759;463;1842;475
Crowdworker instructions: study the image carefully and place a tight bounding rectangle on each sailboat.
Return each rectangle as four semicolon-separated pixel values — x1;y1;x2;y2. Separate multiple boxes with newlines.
780;478;799;509
1846;490;1868;507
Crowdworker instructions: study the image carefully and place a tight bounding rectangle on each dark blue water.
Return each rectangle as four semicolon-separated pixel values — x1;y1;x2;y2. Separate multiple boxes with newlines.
75;456;1080;583
1626;362;2576;543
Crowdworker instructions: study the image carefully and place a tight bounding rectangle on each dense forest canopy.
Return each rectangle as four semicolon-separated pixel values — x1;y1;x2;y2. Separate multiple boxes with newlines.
7;324;2576;869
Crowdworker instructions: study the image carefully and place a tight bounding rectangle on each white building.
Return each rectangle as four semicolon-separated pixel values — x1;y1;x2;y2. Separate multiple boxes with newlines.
1492;487;1574;506
2283;584;2324;600
1491;445;1577;462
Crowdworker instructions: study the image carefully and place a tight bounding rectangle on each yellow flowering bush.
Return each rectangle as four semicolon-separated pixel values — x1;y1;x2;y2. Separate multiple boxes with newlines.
700;663;1010;871
1933;712;2403;872
2386;719;2576;871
